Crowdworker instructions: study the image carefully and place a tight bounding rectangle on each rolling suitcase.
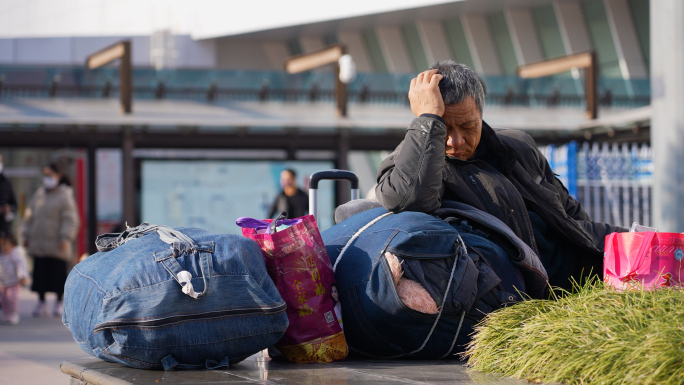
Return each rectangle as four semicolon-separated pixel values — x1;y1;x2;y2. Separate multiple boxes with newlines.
308;169;359;223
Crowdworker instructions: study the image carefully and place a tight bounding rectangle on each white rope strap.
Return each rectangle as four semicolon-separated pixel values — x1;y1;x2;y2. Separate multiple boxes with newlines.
332;212;393;273
403;234;465;357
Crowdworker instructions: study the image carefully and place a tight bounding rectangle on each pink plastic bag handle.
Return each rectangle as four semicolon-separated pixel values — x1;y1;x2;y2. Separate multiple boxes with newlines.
632;231;657;274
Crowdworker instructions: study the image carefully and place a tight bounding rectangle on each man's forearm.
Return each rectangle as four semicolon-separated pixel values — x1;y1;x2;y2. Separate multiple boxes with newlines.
375;115;447;213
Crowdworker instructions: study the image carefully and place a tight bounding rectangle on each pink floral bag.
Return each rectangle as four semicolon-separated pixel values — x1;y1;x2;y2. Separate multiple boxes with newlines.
238;215;348;363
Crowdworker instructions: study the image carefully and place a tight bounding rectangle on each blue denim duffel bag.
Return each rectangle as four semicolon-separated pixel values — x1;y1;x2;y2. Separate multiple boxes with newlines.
63;223;289;370
322;204;548;359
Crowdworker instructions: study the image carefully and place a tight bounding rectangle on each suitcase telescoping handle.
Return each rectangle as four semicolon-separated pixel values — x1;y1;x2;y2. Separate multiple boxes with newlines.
309;170;359;221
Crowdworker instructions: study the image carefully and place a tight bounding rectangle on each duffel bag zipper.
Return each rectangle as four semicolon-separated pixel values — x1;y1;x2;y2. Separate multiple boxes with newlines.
93;303;287;332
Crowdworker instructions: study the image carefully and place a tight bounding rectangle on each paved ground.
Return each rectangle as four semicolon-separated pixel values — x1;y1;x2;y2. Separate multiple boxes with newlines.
0;286;88;385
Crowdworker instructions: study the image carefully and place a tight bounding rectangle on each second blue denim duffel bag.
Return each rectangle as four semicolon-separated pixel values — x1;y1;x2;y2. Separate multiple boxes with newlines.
63;223;289;370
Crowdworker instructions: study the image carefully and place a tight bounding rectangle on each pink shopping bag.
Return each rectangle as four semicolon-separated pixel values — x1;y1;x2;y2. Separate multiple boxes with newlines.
238;215;348;363
604;232;684;290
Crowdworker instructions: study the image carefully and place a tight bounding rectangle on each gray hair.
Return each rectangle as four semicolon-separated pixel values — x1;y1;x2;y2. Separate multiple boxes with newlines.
429;60;485;115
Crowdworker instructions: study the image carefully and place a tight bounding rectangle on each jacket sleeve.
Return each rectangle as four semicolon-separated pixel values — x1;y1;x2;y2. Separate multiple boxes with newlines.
267;195;278;218
375;116;447;214
13;247;29;280
519;132;592;222
59;190;80;242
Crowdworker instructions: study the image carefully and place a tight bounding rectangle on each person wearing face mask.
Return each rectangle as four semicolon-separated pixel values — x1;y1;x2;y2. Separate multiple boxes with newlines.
374;61;626;291
22;163;80;317
267;168;309;219
0;154;18;237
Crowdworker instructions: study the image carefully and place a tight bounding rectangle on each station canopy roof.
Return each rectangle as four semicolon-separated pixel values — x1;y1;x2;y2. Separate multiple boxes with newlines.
0;98;651;146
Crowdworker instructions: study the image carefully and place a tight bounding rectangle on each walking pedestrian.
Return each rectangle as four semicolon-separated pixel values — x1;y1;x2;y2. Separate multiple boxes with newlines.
22;163;80;317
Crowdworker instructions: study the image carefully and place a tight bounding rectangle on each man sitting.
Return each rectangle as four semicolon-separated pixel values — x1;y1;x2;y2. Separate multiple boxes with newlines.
375;60;625;290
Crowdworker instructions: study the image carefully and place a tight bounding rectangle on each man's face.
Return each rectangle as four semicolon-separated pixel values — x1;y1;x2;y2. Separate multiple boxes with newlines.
442;96;482;160
280;171;295;189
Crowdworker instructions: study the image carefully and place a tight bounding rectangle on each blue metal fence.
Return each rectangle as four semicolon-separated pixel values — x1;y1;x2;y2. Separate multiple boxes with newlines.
539;141;652;228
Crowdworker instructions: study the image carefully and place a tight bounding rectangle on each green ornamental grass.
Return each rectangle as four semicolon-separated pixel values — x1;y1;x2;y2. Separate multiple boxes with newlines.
463;280;684;385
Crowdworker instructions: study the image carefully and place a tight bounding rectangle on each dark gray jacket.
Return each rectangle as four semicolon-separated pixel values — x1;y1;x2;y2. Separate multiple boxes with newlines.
376;116;625;283
0;174;17;212
0;173;17;234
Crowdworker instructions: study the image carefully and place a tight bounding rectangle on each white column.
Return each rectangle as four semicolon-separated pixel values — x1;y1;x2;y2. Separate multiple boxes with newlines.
415;20;452;65
375;26;414;73
299;36;325;53
604;0;648;79
261;41;290;70
504;8;543;65
651;0;684;231
460;14;502;75
337;31;374;72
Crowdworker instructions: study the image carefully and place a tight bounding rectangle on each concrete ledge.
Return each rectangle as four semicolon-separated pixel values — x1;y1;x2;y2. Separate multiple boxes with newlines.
59;355;528;385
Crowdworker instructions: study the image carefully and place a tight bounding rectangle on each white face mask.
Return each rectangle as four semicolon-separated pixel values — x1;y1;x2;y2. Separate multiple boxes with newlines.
43;176;58;189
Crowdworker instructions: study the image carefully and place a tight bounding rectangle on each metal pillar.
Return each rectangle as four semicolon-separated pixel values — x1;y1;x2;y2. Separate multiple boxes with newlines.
284;44;348;117
119;41;132;114
651;0;684;231
336;130;351;206
86;41;132;114
518;52;598;119
122;127;136;227
87;144;98;255
335;63;348;117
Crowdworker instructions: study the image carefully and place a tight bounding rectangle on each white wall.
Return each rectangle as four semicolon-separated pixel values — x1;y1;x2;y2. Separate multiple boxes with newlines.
0;36;215;68
175;36;216;68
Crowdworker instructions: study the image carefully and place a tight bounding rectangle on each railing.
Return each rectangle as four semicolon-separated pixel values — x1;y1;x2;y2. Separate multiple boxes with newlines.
539;141;653;228
0;66;651;108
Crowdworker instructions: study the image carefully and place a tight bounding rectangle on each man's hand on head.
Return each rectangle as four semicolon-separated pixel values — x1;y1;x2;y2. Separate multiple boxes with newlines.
409;69;445;117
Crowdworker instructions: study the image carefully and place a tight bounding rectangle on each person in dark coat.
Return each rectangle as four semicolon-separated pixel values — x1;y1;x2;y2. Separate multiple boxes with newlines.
0;154;18;236
375;61;626;290
268;169;309;219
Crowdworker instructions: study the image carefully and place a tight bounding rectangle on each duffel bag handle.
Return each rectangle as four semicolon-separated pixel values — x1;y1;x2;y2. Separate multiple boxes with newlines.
96;222;167;252
167;248;213;299
155;226;214;300
97;223;214;299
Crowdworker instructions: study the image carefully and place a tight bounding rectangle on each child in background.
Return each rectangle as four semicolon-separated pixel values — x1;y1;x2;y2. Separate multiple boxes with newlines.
0;232;29;325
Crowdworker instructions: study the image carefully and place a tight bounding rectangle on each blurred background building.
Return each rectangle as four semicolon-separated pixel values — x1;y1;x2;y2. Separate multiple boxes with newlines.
0;0;661;257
